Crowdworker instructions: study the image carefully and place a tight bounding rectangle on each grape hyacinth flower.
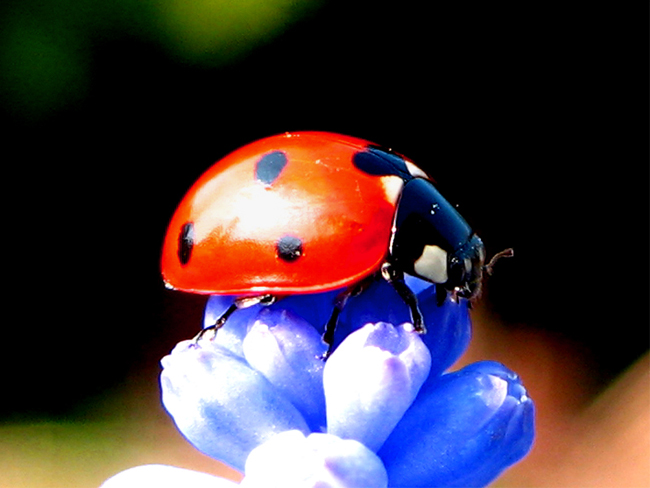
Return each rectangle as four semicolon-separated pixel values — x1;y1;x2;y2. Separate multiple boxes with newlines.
102;277;534;488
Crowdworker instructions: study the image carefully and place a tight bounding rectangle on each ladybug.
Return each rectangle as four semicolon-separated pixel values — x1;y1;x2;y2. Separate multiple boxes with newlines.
162;132;501;353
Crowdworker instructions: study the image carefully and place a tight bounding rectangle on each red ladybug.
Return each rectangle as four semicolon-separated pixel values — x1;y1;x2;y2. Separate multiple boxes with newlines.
162;132;492;351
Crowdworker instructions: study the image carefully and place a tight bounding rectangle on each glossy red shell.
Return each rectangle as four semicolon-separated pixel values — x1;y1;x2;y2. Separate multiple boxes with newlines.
161;132;405;295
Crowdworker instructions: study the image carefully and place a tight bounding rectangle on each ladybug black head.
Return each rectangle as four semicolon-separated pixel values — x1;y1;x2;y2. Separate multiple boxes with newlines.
390;178;486;301
446;234;486;300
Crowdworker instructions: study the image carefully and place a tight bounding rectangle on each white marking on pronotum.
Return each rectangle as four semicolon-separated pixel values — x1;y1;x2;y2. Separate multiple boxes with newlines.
405;161;428;179
380;176;404;205
414;245;448;283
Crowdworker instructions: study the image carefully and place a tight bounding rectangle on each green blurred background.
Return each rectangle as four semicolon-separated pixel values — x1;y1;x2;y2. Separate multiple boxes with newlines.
1;0;646;486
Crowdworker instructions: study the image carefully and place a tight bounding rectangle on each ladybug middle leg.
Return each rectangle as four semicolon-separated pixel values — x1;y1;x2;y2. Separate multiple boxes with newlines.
320;277;377;359
320;266;427;359
380;262;426;334
321;288;354;359
195;294;276;342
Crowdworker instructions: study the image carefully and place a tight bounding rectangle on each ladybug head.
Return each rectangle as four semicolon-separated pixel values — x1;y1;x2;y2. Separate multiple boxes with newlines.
445;234;486;300
390;178;487;301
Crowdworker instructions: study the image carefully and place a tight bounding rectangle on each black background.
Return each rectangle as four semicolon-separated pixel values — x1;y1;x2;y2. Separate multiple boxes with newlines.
2;0;647;419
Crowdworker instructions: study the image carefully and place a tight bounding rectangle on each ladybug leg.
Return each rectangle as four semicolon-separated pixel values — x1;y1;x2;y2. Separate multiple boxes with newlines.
435;285;447;307
380;262;426;334
194;303;238;341
195;294;276;342
320;288;355;360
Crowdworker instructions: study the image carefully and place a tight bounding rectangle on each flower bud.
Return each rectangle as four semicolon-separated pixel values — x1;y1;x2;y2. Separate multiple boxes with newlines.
324;322;431;452
160;340;309;471
337;279;471;378
241;430;388;488
243;309;327;431
379;361;535;487
100;464;238;488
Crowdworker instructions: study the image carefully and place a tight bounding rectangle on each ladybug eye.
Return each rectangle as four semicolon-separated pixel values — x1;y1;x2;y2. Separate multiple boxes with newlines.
447;256;467;287
178;222;194;266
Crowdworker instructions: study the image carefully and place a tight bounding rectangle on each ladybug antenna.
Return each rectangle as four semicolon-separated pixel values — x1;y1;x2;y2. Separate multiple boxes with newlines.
484;248;514;276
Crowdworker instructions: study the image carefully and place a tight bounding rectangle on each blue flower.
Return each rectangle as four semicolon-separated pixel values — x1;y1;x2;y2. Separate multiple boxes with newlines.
102;278;534;488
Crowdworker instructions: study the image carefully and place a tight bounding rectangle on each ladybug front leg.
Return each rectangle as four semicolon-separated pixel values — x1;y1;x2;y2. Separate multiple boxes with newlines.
380;262;426;334
194;294;276;342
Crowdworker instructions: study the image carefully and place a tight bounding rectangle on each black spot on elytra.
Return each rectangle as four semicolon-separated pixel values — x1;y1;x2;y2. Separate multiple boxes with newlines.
178;222;194;266
276;235;303;262
353;146;411;180
256;151;288;185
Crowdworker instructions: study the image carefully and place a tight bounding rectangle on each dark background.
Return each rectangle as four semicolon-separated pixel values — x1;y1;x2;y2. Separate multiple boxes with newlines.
2;0;647;419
